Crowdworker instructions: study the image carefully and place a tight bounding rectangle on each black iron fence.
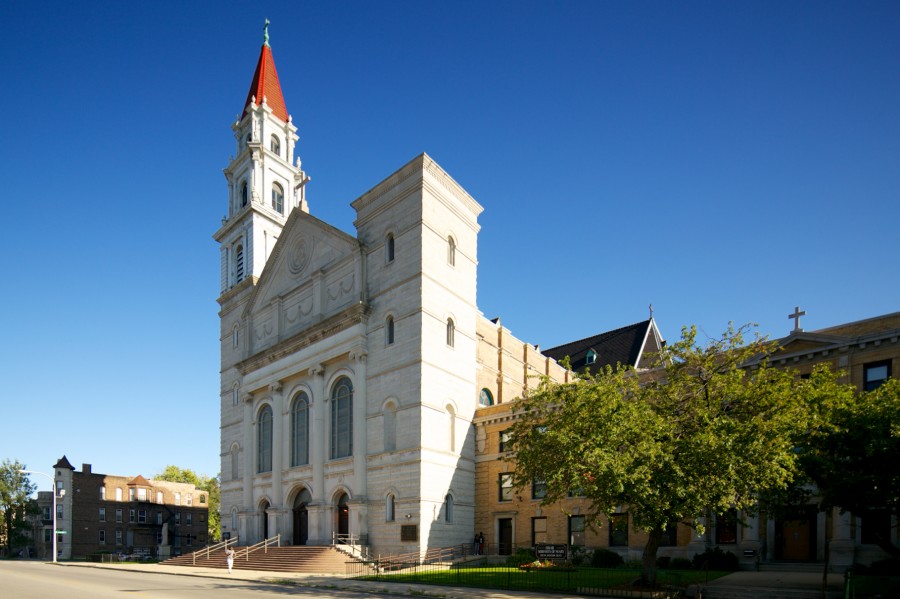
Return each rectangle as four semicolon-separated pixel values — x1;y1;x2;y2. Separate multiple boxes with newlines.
346;556;689;597
843;573;900;598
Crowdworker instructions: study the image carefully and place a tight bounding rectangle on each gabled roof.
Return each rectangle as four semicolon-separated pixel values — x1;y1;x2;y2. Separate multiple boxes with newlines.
53;455;75;470
543;319;663;373
128;475;151;487
243;42;289;123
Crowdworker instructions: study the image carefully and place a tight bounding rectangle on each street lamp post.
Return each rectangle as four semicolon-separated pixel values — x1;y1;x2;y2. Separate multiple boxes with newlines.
19;469;57;563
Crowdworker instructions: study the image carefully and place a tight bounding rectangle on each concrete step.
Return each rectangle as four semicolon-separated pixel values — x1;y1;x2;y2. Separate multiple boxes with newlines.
759;562;825;573
163;545;355;574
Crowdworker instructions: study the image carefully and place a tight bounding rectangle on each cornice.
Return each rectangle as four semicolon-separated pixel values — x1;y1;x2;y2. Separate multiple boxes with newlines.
236;302;370;375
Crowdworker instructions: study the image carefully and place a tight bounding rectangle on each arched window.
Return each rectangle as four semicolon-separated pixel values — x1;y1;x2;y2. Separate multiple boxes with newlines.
257;405;273;473
386;316;395;345
383;402;397;452
447;405;456;452
270;134;281;157
331;378;353;459
447;236;456;266
586;349;597;365
234;245;244;282
232;325;240;349
231;507;238;531
272;182;284;214
241;182;248;207
444;494;454;523
479;388;494;407
230;445;239;480
386;234;395;263
446;318;455;347
232;384;239;407
386;494;395;522
291;392;310;467
235;245;245;283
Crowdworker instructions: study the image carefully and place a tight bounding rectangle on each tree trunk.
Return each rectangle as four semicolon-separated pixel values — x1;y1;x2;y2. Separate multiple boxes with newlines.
641;528;663;588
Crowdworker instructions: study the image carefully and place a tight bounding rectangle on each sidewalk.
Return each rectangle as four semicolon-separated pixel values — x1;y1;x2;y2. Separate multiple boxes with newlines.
60;560;584;599
60;561;845;599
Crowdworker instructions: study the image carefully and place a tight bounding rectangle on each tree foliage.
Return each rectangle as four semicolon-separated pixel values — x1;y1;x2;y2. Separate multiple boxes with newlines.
154;466;221;542
0;459;37;556
799;377;900;556
508;324;824;586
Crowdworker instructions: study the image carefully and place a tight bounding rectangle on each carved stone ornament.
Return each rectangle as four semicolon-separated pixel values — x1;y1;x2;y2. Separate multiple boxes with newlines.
288;235;314;275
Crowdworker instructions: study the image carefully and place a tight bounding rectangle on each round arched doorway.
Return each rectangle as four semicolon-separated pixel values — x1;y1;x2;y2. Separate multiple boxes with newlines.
335;492;349;541
292;489;311;545
259;499;270;541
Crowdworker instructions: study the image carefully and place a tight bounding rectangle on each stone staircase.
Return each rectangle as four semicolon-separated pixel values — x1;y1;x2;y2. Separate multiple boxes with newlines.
163;545;354;574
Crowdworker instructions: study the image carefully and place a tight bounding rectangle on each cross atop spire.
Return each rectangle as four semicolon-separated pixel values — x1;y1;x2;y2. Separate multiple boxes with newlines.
242;21;289;122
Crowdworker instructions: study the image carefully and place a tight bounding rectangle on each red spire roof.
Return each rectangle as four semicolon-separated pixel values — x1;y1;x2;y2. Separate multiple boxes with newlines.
243;43;289;123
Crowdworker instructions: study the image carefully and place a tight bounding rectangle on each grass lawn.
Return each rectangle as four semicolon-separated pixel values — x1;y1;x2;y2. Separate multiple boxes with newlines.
360;565;729;593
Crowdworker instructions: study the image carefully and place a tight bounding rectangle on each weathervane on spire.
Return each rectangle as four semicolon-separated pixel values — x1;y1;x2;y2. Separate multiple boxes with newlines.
263;19;270;47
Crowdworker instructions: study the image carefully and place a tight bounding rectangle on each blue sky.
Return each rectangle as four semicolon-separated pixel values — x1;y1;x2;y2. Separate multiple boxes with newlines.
2;1;898;491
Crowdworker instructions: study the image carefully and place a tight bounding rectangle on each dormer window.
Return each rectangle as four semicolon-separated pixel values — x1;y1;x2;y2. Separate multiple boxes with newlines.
586;349;597;365
270;135;281;157
272;183;284;214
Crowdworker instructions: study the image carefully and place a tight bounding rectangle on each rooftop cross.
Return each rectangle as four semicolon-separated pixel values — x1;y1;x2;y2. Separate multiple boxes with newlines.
788;306;806;333
263;18;270;47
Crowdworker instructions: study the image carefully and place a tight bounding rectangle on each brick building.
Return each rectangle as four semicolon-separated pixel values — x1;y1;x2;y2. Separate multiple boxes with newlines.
52;456;209;559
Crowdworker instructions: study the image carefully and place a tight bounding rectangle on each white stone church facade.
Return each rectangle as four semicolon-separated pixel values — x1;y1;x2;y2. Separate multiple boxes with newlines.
215;33;527;555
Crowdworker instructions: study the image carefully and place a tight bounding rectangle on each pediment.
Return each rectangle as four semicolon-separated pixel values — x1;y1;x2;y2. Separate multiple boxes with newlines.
242;209;364;355
772;332;850;355
246;210;360;318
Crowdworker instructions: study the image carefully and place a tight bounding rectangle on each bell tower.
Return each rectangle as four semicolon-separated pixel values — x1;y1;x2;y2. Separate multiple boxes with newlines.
214;20;309;294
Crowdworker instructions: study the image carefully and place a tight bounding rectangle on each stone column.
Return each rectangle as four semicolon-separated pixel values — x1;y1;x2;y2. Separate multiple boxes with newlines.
829;508;854;571
308;364;326;544
242;392;255;518
350;347;369;543
270;382;284;510
687;516;708;556
739;509;762;569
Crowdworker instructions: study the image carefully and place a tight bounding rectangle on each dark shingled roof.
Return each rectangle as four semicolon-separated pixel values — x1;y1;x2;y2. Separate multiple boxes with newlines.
53;455;75;470
543;319;658;373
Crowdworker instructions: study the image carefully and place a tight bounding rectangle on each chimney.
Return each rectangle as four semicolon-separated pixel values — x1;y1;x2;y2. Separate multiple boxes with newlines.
82;464;92;474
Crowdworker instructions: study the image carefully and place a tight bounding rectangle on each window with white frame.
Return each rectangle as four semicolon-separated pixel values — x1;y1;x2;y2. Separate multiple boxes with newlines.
156;491;163;504
864;360;891;391
99;529;106;545
385;315;395;345
99;508;106;522
386;234;395;263
115;509;122;523
186;494;192;506
386;494;395;522
331;377;353;459
270;134;281;157
258;405;273;472
116;529;123;545
291;392;310;466
138;510;147;524
100;486;106;500
446;318;455;347
175;492;181;506
115;488;123;501
137;488;146;501
271;182;284;214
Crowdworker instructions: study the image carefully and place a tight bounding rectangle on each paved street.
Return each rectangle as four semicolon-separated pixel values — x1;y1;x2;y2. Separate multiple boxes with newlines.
0;561;385;599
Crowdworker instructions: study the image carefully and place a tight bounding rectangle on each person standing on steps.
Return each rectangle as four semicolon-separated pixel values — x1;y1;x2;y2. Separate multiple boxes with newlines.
225;546;235;574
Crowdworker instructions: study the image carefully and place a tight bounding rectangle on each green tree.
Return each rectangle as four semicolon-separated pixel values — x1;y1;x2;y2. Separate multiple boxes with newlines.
0;459;37;556
154;466;221;542
800;377;900;557
508;324;821;587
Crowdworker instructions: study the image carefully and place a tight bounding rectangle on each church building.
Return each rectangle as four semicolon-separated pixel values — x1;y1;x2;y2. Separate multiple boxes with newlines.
216;27;568;555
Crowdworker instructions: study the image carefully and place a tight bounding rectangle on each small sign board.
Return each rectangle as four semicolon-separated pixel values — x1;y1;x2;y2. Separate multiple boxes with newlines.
400;525;418;542
534;544;567;561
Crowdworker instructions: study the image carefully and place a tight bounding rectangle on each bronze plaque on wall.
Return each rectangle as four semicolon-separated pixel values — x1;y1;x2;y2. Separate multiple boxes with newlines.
400;525;418;542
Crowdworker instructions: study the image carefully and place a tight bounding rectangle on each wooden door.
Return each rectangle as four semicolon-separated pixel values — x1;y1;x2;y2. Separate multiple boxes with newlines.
498;518;513;555
781;518;811;560
293;506;308;545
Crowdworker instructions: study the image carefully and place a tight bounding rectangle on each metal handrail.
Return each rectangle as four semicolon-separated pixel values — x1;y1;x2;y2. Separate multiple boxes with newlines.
235;534;280;561
193;537;239;565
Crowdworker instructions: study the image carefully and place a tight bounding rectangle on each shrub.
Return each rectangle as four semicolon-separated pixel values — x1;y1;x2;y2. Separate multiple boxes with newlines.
591;548;624;568
692;547;739;571
670;557;694;570
506;547;536;567
868;558;900;576
569;546;591;567
656;556;671;569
